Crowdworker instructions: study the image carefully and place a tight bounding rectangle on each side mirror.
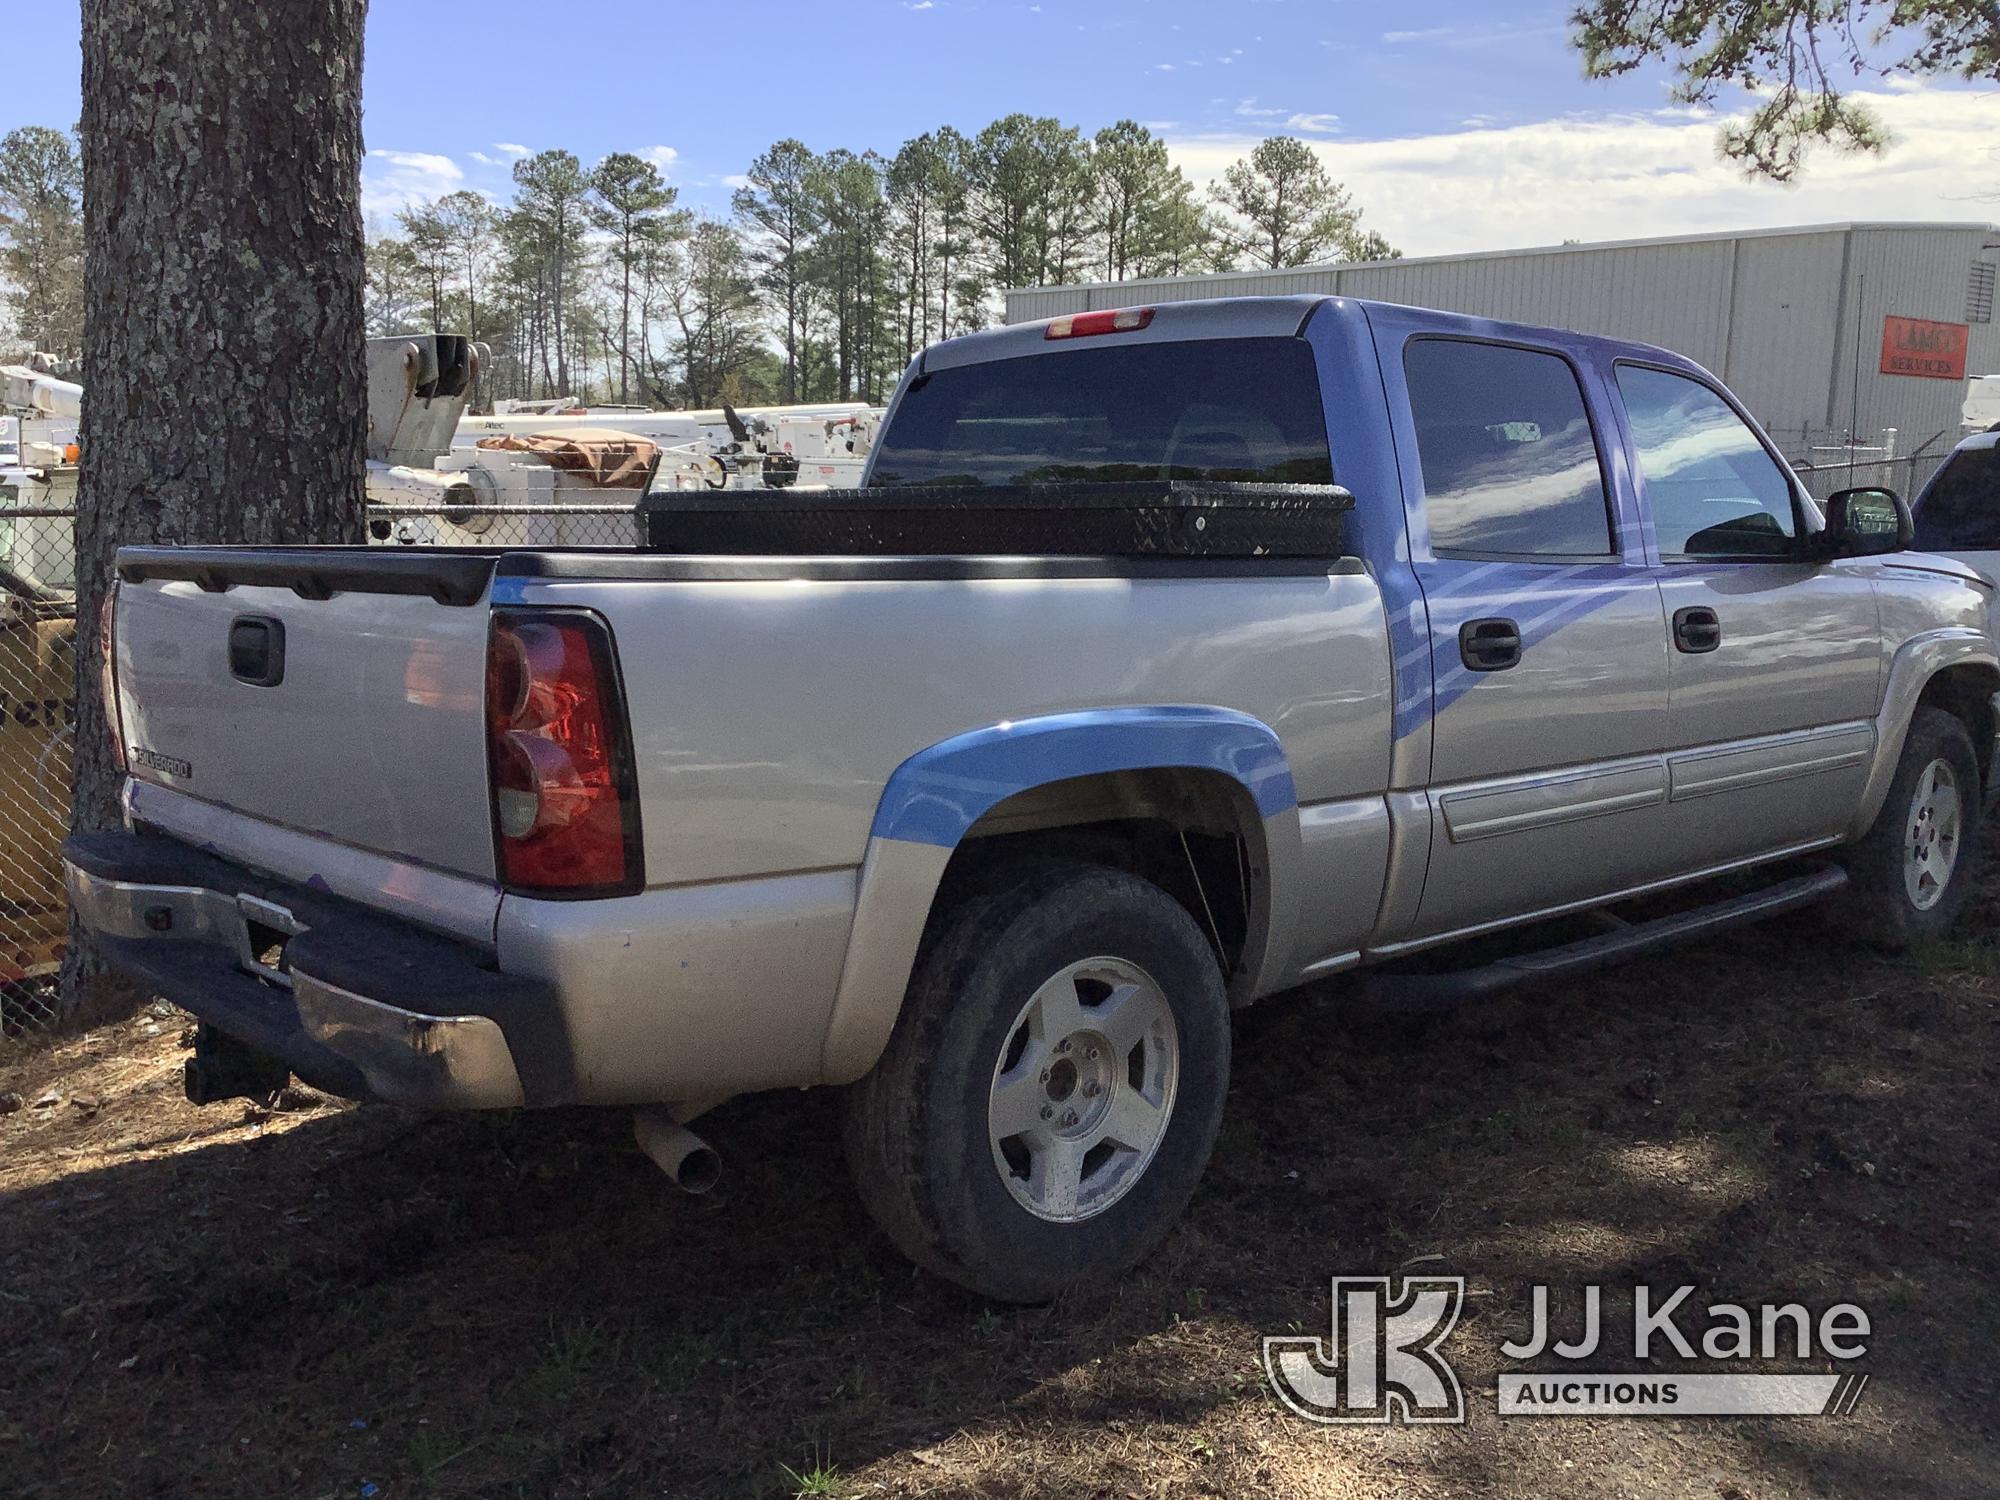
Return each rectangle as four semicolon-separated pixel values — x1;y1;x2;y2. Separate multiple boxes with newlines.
1820;486;1912;558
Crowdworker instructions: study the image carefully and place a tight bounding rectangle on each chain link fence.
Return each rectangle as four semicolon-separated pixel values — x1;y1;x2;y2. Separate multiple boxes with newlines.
0;504;78;1041
365;501;643;549
1774;426;1961;505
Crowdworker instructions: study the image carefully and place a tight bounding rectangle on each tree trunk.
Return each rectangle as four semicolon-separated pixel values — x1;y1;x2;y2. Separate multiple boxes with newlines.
552;242;569;396
618;228;633;406
68;0;368;1013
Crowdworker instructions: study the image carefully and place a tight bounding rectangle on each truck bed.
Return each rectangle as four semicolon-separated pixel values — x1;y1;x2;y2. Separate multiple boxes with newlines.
111;540;1390;894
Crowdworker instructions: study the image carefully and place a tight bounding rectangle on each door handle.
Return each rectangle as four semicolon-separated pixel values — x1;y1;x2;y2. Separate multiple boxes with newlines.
1459;616;1522;672
1673;606;1722;654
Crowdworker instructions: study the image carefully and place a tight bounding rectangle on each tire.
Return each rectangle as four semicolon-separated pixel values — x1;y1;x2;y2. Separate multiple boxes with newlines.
1837;705;1982;949
842;861;1230;1302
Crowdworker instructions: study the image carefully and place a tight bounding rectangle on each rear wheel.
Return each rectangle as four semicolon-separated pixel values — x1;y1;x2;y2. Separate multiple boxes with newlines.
842;862;1230;1302
1838;706;1982;948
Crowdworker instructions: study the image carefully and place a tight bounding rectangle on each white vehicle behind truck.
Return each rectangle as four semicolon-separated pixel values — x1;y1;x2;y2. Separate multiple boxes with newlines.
1963;374;2000;432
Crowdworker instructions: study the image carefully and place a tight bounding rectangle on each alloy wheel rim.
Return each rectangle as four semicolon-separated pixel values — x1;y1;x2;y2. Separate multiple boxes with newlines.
986;956;1180;1224
1903;757;1963;913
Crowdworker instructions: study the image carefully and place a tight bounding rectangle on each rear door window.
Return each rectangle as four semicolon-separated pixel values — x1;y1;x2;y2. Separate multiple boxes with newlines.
1913;446;2000;549
1402;338;1615;558
868;337;1333;487
1615;365;1799;559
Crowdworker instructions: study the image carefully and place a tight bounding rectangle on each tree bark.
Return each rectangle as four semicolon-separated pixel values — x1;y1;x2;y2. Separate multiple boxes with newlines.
67;0;368;1012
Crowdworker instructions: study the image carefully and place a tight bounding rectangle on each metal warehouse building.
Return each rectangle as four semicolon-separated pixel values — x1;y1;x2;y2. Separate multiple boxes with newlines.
1006;221;2000;495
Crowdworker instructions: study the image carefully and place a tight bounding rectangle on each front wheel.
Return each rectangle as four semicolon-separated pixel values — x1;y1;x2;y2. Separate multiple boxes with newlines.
842;862;1230;1302
1838;706;1982;948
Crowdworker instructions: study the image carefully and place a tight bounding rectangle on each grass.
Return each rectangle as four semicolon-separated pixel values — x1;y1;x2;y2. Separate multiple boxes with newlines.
778;1447;845;1498
1;858;1997;1497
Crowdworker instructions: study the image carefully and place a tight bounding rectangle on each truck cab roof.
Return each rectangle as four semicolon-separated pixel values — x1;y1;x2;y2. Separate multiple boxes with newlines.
922;292;1708;382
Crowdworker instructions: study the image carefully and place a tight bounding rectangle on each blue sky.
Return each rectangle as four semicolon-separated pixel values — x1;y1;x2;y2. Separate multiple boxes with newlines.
6;2;1996;260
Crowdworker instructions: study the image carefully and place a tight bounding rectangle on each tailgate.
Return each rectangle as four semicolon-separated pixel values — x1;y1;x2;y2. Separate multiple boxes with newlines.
113;550;500;881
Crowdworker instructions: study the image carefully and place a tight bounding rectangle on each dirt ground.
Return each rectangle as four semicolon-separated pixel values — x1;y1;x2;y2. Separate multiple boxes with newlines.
3;865;1997;1500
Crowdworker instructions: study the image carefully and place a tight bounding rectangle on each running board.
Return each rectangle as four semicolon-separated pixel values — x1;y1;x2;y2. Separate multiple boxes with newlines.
1356;863;1849;1011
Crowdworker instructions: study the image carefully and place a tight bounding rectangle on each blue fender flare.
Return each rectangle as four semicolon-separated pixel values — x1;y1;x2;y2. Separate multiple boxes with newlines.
821;706;1300;1084
868;705;1298;847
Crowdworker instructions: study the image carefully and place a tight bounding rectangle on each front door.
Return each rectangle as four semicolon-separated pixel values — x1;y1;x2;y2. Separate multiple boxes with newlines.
1613;363;1883;869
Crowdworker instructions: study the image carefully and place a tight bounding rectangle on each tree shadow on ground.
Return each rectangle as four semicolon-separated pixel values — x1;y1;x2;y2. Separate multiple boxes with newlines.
3;876;1996;1499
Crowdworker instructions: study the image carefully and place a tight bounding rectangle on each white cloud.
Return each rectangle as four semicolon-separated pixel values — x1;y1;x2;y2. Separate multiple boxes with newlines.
643;145;679;176
1234;97;1288;119
362;150;464;217
1381;21;1564;48
1166;87;2000;258
722;173;752;190
907;1;934;9
1155;62;1175;71
1287;112;1341;134
469;150;501;167
494;142;531;158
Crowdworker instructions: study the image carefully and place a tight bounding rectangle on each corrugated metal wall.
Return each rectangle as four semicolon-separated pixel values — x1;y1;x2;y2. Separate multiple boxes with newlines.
1005;223;2000;489
1836;227;2000;462
1717;230;1848;435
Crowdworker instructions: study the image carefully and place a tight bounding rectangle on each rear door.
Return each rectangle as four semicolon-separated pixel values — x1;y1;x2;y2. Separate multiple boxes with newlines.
1611;363;1882;867
1380;321;1674;940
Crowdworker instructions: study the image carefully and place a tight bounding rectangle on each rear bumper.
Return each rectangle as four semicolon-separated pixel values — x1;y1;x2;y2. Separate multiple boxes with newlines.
63;831;559;1109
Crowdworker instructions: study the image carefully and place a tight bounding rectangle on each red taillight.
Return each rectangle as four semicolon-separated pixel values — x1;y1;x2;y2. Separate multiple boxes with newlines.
485;611;641;895
98;585;125;773
1044;307;1154;340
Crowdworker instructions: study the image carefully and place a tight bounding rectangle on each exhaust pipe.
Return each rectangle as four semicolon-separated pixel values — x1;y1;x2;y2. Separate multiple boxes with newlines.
633;1108;721;1194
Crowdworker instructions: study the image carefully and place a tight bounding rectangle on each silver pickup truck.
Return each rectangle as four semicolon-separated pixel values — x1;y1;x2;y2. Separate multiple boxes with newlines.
67;295;1998;1301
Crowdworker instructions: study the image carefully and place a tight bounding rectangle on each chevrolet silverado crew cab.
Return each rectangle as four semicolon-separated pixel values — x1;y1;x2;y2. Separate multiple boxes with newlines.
68;296;1998;1301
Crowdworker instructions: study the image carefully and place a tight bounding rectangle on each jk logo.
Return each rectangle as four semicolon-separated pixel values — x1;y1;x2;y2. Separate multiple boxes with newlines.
1264;1276;1466;1424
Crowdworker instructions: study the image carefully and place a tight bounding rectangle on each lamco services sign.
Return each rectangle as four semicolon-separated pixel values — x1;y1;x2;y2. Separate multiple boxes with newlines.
1880;315;1969;380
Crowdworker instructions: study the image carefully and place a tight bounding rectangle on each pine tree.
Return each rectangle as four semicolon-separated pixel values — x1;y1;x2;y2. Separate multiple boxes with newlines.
1209;137;1392;269
508;150;592;396
733;141;821;403
590;153;686;405
0;126;85;357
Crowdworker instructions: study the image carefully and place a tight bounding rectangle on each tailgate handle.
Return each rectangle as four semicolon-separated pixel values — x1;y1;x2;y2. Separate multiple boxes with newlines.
228;616;286;687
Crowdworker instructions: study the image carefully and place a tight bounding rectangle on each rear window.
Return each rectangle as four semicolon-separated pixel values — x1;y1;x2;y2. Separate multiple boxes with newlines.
1404;338;1614;557
869;337;1334;488
1913;446;2000;550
